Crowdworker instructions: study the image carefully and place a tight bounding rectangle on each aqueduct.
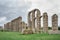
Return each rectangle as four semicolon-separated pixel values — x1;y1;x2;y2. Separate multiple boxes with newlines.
4;9;58;34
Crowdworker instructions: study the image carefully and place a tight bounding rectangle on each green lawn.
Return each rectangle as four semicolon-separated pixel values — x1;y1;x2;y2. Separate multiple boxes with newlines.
0;32;60;40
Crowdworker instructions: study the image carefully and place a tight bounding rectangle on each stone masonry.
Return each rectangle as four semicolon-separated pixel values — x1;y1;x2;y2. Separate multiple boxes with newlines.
52;14;58;31
28;9;42;33
4;16;22;32
4;9;59;34
43;12;48;33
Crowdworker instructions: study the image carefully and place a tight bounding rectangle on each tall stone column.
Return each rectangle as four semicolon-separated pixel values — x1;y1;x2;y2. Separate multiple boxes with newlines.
16;19;18;32
43;12;48;33
11;21;13;31
21;21;29;33
18;17;22;32
32;11;35;28
36;10;41;33
6;22;10;32
6;22;10;31
32;11;35;33
15;18;19;32
8;22;11;31
52;14;58;31
13;20;16;32
22;22;27;30
11;19;16;32
15;18;18;32
4;24;7;31
28;12;32;29
10;21;13;31
4;24;6;30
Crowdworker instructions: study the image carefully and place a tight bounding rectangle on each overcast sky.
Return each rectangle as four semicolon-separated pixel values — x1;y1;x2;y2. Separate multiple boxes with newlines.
0;0;60;27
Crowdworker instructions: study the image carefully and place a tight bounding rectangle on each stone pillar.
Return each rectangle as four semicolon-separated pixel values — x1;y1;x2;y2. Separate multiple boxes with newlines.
32;11;35;33
6;23;8;31
15;19;18;32
11;19;16;32
28;12;32;29
22;22;25;29
4;24;7;31
32;11;35;28
6;22;10;31
10;22;13;31
52;14;58;31
18;16;22;32
4;24;6;30
11;21;13;31
14;19;17;32
43;12;48;33
36;10;41;33
21;21;27;33
8;22;11;31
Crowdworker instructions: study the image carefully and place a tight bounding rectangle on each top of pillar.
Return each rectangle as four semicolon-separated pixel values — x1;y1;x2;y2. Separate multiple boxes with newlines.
34;9;40;11
52;14;58;17
29;9;40;12
43;12;48;15
31;9;40;12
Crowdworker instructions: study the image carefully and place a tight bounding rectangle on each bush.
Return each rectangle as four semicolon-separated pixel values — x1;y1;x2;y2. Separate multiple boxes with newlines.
48;27;52;30
58;27;60;30
0;29;3;32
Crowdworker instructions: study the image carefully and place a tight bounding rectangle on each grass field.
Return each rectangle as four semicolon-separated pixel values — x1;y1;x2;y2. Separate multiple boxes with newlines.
0;32;60;40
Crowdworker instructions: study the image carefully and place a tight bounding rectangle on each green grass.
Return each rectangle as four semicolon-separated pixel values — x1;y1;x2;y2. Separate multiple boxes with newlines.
0;32;60;40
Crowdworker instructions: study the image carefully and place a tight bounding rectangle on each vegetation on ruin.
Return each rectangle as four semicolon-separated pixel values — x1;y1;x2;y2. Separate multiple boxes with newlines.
0;32;60;40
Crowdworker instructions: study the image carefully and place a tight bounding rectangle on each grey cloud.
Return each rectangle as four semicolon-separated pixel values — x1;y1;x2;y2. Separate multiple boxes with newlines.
0;0;60;26
0;0;31;26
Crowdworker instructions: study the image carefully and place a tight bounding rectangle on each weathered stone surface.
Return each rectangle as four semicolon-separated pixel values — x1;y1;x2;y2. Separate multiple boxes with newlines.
17;16;22;32
11;19;16;32
31;11;35;33
11;21;14;31
4;22;11;31
48;30;60;34
22;21;27;32
22;29;33;34
36;9;41;33
28;12;31;28
8;22;11;31
27;9;42;33
3;9;59;34
52;14;58;31
43;12;48;33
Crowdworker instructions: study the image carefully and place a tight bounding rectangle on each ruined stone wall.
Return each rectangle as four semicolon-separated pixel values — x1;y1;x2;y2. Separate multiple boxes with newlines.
22;22;27;29
8;22;11;31
17;17;22;32
11;16;22;32
11;19;16;32
11;21;13;31
3;9;59;34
